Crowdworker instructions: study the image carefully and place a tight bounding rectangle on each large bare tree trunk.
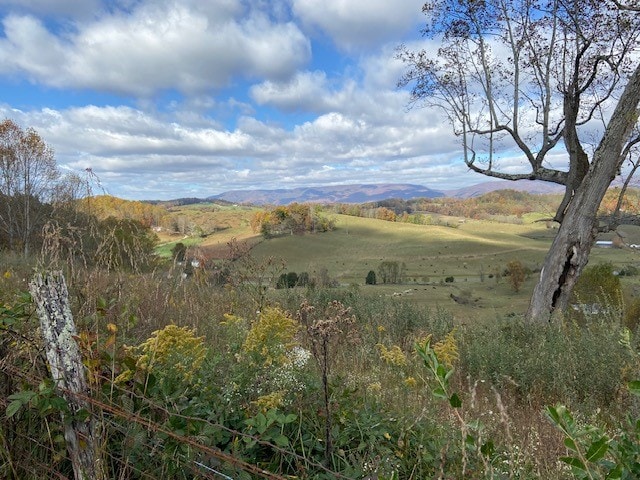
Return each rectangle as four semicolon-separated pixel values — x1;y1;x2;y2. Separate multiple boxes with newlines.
527;64;640;322
29;271;106;480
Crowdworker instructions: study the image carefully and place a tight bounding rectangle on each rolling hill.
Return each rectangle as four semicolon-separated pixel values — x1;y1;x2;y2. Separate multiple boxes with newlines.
206;180;564;205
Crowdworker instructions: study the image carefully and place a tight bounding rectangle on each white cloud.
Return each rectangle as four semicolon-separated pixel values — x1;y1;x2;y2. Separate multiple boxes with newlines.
0;2;311;95
0;96;471;199
0;1;506;200
291;0;424;51
250;70;330;111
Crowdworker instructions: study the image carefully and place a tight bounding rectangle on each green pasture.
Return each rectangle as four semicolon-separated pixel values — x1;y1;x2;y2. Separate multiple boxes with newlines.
155;236;204;258
250;214;640;321
154;204;640;321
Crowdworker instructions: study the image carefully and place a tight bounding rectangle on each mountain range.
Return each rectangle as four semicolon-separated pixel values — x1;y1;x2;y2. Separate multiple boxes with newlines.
206;180;564;205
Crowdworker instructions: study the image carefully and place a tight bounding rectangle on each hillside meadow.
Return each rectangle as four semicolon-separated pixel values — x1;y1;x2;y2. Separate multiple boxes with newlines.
3;193;640;479
157;203;640;322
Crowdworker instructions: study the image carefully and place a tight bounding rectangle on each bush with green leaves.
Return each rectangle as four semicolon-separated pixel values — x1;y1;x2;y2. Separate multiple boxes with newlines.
459;317;634;407
366;270;377;285
571;262;622;312
276;271;300;288
546;382;640;480
170;242;186;261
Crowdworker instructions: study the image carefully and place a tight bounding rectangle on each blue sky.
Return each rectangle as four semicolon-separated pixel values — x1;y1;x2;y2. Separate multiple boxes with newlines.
0;0;486;200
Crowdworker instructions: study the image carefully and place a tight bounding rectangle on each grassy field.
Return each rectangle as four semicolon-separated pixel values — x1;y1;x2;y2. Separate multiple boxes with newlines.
155;203;258;257
6;200;640;479
159;204;640;322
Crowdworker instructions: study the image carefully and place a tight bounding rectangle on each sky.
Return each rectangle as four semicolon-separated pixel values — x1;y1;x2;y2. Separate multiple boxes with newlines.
0;0;496;200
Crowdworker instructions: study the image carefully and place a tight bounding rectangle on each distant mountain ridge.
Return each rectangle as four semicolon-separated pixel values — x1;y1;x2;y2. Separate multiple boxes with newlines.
206;180;564;205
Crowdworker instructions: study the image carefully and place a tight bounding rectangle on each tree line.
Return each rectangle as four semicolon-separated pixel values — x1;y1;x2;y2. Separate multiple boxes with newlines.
0;119;157;271
251;203;335;238
333;189;640;225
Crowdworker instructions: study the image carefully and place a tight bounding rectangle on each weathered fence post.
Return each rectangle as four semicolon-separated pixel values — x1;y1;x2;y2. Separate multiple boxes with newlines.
29;271;106;480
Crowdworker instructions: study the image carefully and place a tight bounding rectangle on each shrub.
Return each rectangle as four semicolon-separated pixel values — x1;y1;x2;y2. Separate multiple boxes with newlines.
571;262;622;319
366;270;377;285
458;317;632;406
286;271;299;288
506;259;526;292
170;242;186;261
297;271;310;287
276;272;300;289
619;265;639;277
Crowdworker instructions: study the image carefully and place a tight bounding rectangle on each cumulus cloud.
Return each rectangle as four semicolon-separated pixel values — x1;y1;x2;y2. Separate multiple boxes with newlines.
0;2;311;95
250;70;330;112
291;0;424;51
0;1;504;200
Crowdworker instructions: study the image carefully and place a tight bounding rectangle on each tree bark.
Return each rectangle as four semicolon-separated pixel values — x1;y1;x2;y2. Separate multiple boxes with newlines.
527;64;640;322
29;271;106;480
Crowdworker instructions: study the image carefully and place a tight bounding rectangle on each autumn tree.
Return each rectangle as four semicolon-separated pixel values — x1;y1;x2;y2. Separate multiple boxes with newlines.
399;0;640;321
377;260;406;284
81;195;166;227
376;207;397;222
252;203;335;238
0;119;59;255
506;260;526;293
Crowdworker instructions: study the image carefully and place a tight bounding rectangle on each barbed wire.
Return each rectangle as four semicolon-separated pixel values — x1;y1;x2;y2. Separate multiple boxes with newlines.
1;361;351;480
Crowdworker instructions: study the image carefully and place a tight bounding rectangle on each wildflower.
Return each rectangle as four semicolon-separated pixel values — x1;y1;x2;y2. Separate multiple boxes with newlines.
433;328;459;368
288;346;311;369
132;324;207;382
404;376;418;388
252;391;285;411
243;306;299;367
367;382;382;393
221;313;244;326
377;343;408;367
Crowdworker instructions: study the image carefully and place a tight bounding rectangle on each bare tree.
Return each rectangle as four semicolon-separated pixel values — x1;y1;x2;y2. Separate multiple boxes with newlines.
398;0;640;321
0;119;59;256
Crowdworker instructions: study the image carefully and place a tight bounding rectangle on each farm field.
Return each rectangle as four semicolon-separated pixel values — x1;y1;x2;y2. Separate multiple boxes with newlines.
155;203;259;257
159;204;640;322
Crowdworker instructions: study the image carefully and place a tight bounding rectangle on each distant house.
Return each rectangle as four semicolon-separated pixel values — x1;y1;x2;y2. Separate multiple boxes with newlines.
595;241;613;248
596;231;627;249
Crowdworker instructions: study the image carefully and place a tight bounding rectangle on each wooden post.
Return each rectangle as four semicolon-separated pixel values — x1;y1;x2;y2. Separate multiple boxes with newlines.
29;271;106;480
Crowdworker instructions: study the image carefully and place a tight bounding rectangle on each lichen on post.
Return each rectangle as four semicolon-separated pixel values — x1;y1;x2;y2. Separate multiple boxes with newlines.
29;271;106;480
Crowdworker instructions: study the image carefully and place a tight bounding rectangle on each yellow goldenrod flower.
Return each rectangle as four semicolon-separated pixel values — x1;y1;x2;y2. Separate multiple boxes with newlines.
377;343;408;367
243;307;299;367
404;376;418;388
433;328;459;369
